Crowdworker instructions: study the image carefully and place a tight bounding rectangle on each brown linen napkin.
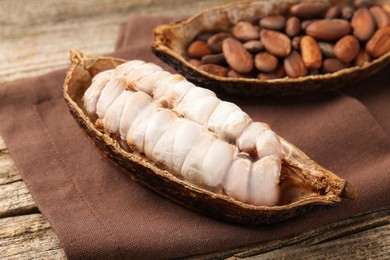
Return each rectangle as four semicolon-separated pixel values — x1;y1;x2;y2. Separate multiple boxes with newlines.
0;16;389;259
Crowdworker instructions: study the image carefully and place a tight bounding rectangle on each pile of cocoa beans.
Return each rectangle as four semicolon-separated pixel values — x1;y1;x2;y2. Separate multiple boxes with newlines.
186;1;390;80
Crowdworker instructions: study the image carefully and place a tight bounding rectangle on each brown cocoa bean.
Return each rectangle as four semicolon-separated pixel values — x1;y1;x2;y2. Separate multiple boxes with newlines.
365;26;390;58
289;2;328;19
300;35;322;69
201;53;226;65
334;35;360;63
260;15;286;30
284;50;308;78
260;29;291;57
207;32;230;53
286;16;301;37
222;37;254;74
306;19;351;41
318;42;336;58
370;6;390;28
341;6;354;20
231;21;259;41
354;50;371;66
198;64;228;77
254;52;279;72
325;6;341;19
257;65;286;80
351;7;376;41
323;58;348;73
187;40;211;58
243;40;264;53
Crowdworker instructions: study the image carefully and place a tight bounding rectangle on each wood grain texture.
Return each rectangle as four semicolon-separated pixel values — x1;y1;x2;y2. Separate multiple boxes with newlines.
0;0;389;259
0;214;66;259
0;0;228;84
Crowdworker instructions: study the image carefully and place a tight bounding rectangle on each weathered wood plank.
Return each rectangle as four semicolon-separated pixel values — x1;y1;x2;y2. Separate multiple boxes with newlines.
0;0;229;84
0;214;66;259
0;181;37;218
0;150;21;185
190;206;390;259
244;224;390;259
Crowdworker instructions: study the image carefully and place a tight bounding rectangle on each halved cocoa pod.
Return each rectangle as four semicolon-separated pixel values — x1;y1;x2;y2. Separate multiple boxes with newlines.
63;50;356;225
152;0;390;97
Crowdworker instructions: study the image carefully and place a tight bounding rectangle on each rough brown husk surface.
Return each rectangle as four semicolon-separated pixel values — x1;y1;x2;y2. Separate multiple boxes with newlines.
63;50;355;224
151;0;390;97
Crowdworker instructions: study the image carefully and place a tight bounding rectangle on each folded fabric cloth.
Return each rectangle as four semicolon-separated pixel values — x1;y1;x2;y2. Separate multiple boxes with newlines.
0;16;389;259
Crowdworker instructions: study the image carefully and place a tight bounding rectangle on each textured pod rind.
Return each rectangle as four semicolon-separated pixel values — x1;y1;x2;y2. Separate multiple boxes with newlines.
64;50;354;225
151;0;390;97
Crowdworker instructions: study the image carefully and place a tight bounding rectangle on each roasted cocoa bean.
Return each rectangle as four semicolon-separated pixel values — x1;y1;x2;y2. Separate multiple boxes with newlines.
300;35;322;69
243;40;264;53
325;6;341;19
284;50;308;78
370;6;390;28
260;29;291;57
222;37;254;74
207;32;230;53
365;26;390;58
334;35;360;63
354;50;371;66
351;7;376;41
289;2;328;19
231;21;259;41
254;52;279;72
198;64;228;77
286;16;301;37
306;19;351;41
257;65;286;80
323;58;348;73
341;6;355;20
187;40;211;58
201;53;226;65
260;15;286;30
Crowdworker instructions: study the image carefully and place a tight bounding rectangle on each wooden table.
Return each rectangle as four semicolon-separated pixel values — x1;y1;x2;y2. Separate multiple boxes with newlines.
1;1;389;259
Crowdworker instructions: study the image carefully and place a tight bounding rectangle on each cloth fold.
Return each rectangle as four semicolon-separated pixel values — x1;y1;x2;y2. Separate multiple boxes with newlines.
0;16;389;259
